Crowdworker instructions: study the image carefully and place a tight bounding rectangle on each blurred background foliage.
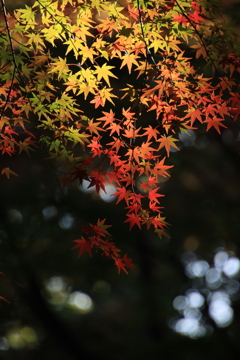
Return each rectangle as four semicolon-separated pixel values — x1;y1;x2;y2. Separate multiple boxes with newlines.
1;0;240;359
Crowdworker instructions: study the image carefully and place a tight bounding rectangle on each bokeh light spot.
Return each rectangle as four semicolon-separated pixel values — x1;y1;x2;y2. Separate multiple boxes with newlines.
186;260;209;278
223;257;240;278
46;276;65;293
68;291;93;313
205;268;222;289
99;184;117;202
7;209;22;224
173;296;188;311
179;129;196;146
59;213;75;229
208;291;233;327
187;291;205;308
214;251;228;269
42;205;57;220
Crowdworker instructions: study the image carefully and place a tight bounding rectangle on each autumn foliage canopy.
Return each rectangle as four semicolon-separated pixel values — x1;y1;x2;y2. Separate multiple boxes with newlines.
1;0;240;273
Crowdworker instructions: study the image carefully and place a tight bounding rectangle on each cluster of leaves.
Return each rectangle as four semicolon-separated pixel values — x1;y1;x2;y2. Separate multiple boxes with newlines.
1;0;240;272
72;218;134;273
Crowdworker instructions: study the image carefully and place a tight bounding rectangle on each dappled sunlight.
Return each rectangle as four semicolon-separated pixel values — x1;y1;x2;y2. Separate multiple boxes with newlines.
42;205;58;220
45;276;68;306
99;184;117;202
208;291;233;327
0;337;8;351
223;257;240;278
80;179;117;203
6;326;37;350
79;179;96;193
170;248;240;338
58;213;75;230
179;129;196;147
45;276;93;314
7;209;23;224
67;291;93;313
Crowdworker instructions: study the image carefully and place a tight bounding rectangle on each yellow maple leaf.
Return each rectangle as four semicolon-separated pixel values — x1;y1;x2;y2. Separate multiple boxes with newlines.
48;57;69;79
94;64;118;86
99;87;118;105
120;53;139;74
79;46;97;64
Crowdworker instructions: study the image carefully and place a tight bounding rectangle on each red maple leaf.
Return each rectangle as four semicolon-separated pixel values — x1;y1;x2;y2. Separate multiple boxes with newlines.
171;14;188;26
115;258;128;274
115;254;134;274
184;108;202;126
148;187;164;203
97;109;116;127
112;186;130;204
151;216;165;229
72;237;92;257
149;201;162;212
90;96;104;108
204;117;227;134
124;213;142;229
107;122;122;136
88;171;107;193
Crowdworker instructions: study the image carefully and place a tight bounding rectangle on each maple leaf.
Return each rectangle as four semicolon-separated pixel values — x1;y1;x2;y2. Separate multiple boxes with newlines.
107;122;122;136
142;125;160;142
157;135;179;157
123;127;141;139
94;64;118;86
120;53;140;74
79;46;97;64
124;213;142;230
115;258;128;274
112;187;130;204
86;119;105;135
152;158;173;178
184;108;203;125
140;142;157;158
122;254;134;271
171;13;188;26
115;255;134;274
96;218;112;235
1;167;18;179
4;127;18;137
71;166;89;185
97;110;116;127
48;57;69;79
88;136;103;157
0;295;10;303
107;137;125;153
139;176;158;192
151;216;165;229
204;117;227;134
189;11;205;24
88;171;107;193
65;127;90;146
18;140;35;156
90;96;104;108
149;202;162;212
122;107;135;120
148;187;164;203
98;88;118;106
72;237;92;257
